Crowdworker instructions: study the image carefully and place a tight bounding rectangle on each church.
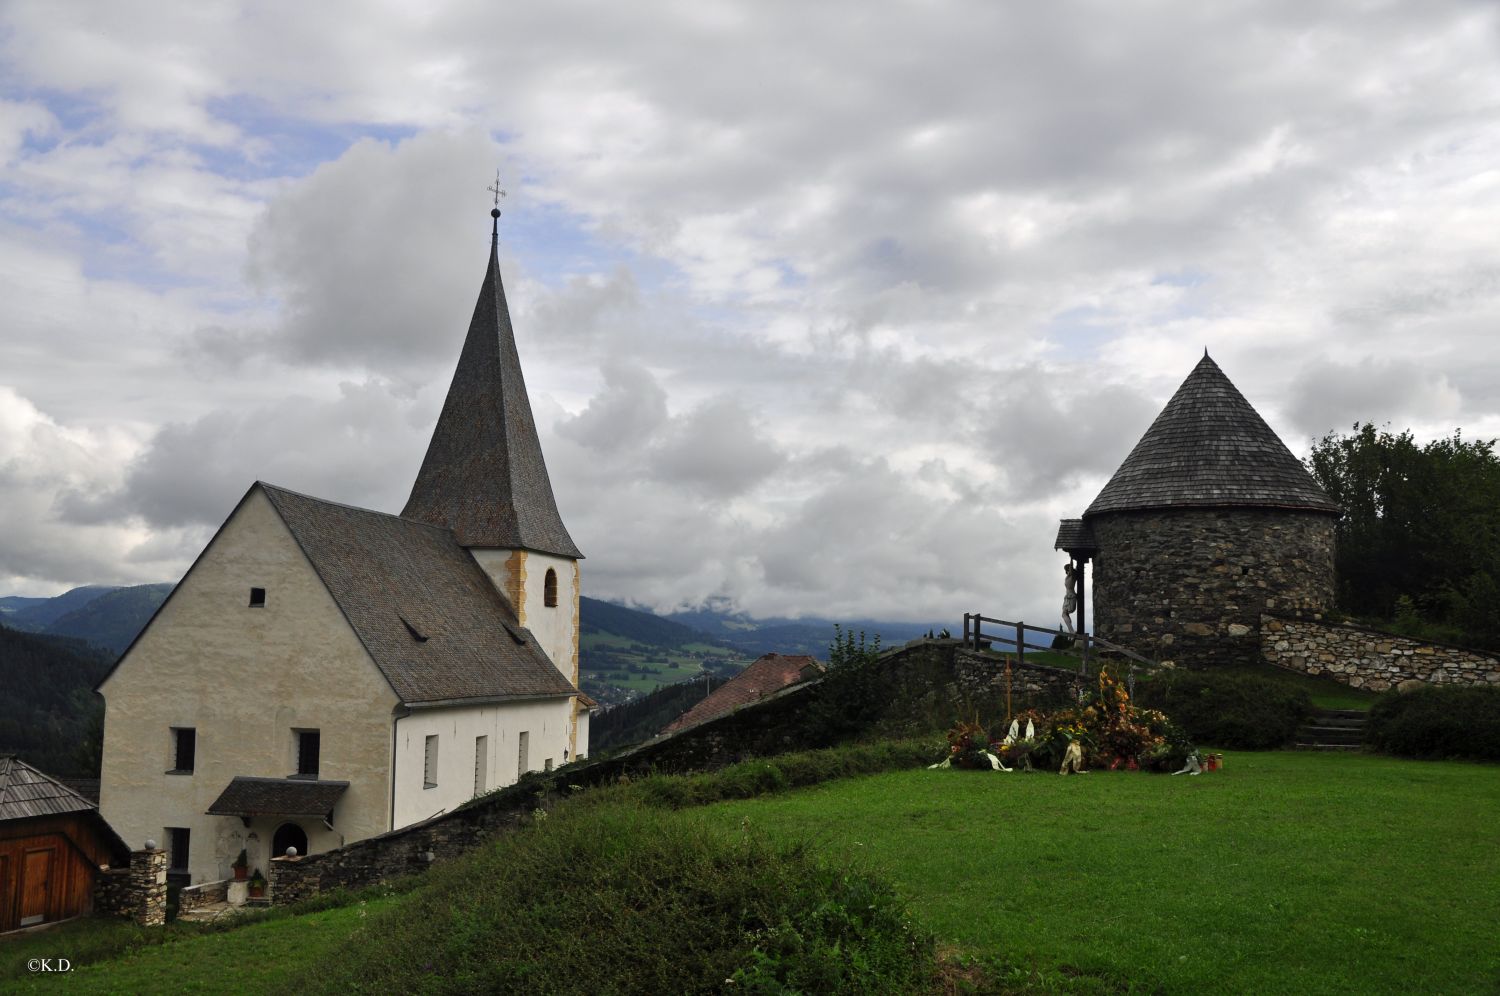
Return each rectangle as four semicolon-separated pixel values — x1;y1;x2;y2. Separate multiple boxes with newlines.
96;206;592;885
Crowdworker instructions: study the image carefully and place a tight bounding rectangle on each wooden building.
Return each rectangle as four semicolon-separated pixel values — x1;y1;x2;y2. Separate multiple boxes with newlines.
0;756;129;933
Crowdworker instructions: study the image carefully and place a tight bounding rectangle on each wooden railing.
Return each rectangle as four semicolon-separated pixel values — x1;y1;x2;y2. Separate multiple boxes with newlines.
960;613;1158;674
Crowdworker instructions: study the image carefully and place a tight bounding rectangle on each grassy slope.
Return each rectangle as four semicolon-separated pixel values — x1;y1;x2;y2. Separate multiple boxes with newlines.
2;896;400;994
698;753;1500;994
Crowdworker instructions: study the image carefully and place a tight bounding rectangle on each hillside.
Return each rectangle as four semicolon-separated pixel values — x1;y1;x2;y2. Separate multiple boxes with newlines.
45;583;174;654
1;585;118;631
0;625;110;777
666;603;947;657
578;596;745;707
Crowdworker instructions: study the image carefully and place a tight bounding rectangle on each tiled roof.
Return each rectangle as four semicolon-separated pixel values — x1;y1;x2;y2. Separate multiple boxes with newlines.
661;654;824;736
1084;355;1341;516
262;483;578;706
1054;519;1098;552
401;223;582;558
206;776;348;817
0;756;96;821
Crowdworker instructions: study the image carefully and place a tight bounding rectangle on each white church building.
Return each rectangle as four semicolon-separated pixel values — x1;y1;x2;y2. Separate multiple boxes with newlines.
96;207;592;885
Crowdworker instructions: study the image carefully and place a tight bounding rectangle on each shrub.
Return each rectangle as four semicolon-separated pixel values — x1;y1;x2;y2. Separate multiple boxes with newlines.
1133;669;1313;749
1365;685;1500;761
634;739;939;810
297;796;934;994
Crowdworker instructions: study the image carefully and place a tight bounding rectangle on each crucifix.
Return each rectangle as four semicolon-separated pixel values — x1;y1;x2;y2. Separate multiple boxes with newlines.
487;170;506;212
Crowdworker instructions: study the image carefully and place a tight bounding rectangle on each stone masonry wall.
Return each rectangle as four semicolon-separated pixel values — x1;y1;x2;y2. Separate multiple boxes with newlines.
1091;508;1336;667
1261;614;1500;691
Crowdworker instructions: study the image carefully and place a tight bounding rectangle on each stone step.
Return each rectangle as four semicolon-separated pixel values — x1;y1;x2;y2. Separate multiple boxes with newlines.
1294;743;1363;751
1306;718;1365;730
1313;709;1370;720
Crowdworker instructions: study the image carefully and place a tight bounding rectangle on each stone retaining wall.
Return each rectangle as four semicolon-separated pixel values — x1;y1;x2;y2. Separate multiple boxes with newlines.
953;650;1081;703
1261;614;1500;691
177;879;228;913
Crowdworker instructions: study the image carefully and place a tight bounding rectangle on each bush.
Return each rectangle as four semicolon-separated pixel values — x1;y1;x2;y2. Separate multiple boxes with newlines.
1365;685;1500;761
1133;669;1314;749
634;739;939;810
298;795;934;994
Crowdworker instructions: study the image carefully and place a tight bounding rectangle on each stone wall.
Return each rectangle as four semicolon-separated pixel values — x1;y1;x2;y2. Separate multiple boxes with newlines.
177;879;228;913
953;650;1082;704
1091;508;1336;667
92;848;168;926
1261;614;1500;691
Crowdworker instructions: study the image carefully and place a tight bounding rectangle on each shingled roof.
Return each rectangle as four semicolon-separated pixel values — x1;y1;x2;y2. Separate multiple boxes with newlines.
206;776;348;818
661;654;823;736
401;218;583;558
0;755;97;821
1084;354;1340;517
262;483;577;706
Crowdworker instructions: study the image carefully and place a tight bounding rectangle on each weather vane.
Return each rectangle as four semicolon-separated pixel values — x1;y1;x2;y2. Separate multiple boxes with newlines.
487;170;506;212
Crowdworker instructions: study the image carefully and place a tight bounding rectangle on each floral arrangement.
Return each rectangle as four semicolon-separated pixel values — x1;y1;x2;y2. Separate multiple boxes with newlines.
930;668;1197;774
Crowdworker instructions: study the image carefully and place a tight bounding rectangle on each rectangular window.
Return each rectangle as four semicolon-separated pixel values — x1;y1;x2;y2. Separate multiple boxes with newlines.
517;731;529;778
296;730;320;778
249;587;266;607
166;827;190;873
423;735;438;789
474;735;488;796
170;727;195;773
544;758;554;772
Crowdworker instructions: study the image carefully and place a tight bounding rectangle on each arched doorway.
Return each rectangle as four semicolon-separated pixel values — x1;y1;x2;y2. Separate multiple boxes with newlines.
272;822;308;859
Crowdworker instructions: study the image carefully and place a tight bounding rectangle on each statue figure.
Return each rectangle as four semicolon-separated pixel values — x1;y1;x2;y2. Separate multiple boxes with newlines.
1061;563;1078;635
1059;739;1087;775
1002;720;1020;746
1171;751;1202;776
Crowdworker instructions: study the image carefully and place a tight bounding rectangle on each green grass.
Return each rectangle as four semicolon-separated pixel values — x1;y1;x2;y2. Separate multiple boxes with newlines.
2;895;401;994
698;752;1500;994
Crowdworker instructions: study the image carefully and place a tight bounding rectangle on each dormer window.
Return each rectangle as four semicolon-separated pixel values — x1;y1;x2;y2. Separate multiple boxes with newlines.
249;587;266;608
544;568;558;608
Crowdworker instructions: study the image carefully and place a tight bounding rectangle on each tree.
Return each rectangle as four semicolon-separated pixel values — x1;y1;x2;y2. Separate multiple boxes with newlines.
1306;423;1500;647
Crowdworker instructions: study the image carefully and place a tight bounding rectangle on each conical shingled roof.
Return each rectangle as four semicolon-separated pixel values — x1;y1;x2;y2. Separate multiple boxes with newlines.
402;220;583;558
1083;355;1340;517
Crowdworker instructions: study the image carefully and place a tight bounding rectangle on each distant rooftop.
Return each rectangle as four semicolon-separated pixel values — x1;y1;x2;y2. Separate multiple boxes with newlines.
661;653;823;736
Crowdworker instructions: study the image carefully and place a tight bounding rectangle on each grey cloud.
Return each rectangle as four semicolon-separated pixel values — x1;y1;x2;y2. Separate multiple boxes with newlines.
1284;358;1461;440
648;398;784;499
70;381;429;530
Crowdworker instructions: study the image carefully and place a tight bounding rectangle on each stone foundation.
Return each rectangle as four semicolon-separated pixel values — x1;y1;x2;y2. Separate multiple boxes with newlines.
1261;614;1500;691
1091;508;1336;666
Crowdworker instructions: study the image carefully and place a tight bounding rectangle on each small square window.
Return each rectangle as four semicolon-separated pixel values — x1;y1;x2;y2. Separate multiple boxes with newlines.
544;757;554;772
170;727;195;773
249;587;266;607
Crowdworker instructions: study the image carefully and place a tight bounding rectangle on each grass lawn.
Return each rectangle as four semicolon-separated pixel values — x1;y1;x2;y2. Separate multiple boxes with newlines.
699;752;1500;994
2;895;399;994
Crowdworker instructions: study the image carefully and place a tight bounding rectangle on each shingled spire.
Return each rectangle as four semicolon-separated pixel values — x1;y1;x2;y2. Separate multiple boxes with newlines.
1084;353;1339;517
401;211;583;558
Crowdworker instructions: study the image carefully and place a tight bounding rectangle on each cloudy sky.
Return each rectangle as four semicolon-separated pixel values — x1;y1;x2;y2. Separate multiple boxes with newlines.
3;1;1498;626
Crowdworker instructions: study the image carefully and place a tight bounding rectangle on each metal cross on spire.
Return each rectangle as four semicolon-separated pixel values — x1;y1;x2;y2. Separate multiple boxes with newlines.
487;170;506;211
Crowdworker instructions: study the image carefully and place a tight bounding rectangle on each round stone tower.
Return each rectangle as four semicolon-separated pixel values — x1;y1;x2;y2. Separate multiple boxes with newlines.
1070;354;1340;667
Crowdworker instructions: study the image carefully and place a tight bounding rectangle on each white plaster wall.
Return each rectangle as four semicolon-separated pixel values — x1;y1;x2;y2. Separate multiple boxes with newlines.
468;548;579;685
576;709;590;760
391;697;574;829
98;488;401;884
518;551;580;686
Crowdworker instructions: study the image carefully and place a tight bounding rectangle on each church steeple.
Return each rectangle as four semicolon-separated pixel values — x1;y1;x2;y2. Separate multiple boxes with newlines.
401;211;583;558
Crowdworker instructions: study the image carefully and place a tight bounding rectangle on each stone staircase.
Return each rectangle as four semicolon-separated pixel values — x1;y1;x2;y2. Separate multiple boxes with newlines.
1294;708;1367;751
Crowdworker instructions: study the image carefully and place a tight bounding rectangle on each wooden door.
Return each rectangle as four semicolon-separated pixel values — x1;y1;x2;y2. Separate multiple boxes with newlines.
0;854;12;932
19;847;54;927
